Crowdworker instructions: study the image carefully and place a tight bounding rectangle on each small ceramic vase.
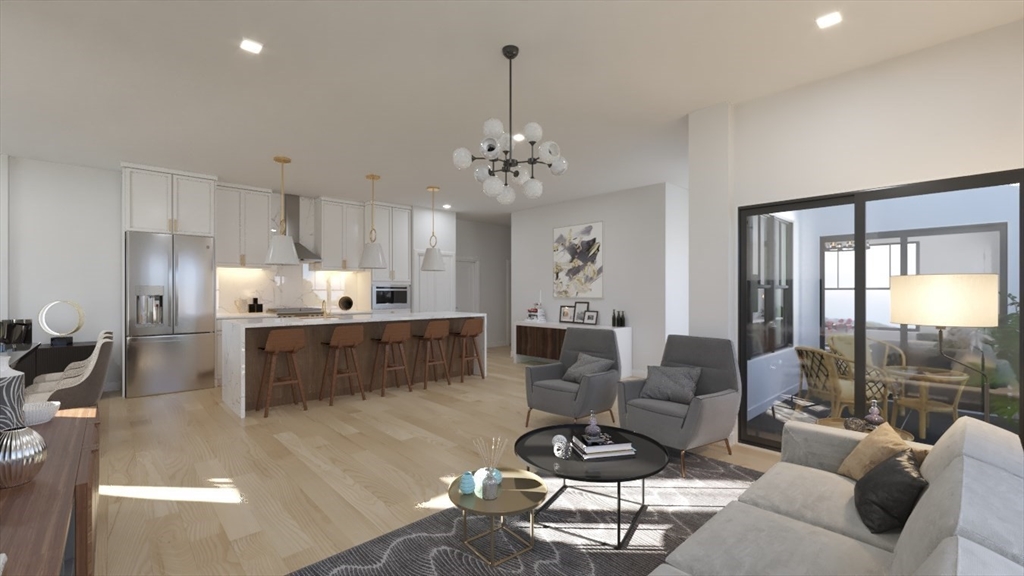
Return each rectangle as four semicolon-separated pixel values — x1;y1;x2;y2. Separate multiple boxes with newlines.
459;471;475;495
865;400;885;426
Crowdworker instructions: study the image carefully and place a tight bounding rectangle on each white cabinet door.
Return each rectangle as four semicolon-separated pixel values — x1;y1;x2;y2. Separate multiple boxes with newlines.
368;205;392;282
242;191;271;267
215;187;242;265
215;321;222;384
415;252;455;312
318;200;346;269
125;168;172;232
173;175;215;236
342;203;364;270
390;207;412;283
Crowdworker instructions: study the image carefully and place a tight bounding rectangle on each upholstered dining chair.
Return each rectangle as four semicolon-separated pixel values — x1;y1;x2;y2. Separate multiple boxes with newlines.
24;338;113;408
617;335;741;477
524;328;620;426
794;346;891;421
31;331;113;386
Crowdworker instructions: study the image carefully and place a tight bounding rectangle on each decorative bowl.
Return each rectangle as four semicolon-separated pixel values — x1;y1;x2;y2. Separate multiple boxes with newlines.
23;401;61;426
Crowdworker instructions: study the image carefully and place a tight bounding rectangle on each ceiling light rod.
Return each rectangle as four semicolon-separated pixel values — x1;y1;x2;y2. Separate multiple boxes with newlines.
453;44;567;205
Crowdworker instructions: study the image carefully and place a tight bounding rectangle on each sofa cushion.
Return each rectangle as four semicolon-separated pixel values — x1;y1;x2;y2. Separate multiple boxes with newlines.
854;449;929;534
533;378;580;395
919;416;1024;481
640;365;701;404
738;462;900;552
648;563;690;576
563;353;615;383
628;398;689;419
665;501;892;576
891;455;1024;575
838;423;910;480
912;536;1024;576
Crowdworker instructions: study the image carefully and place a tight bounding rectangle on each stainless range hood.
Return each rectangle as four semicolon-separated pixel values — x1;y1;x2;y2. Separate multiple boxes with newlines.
283;194;321;262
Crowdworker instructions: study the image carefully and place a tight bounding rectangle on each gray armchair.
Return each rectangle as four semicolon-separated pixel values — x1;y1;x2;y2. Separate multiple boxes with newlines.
525;328;621;426
618;335;741;476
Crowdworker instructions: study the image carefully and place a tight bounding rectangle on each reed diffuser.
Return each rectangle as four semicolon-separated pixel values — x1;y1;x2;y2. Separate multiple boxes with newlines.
472;436;508;500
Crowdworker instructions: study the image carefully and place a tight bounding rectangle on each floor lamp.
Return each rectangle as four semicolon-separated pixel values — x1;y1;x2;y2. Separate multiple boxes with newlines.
890;274;1000;422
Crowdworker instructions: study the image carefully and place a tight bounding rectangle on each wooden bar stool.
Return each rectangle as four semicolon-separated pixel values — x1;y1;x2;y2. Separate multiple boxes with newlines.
370;322;413;396
257;328;308;418
319;324;366;404
449;317;485;382
413;320;452;389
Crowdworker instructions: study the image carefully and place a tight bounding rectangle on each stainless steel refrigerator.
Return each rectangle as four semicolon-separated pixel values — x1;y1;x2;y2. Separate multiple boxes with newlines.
125;231;215;397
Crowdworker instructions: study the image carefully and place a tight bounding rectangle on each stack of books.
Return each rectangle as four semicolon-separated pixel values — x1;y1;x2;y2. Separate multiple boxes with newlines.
571;433;635;460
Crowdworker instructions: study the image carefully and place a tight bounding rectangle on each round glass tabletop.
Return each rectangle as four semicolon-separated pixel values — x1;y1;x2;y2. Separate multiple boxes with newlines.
514;424;669;483
447;468;548;516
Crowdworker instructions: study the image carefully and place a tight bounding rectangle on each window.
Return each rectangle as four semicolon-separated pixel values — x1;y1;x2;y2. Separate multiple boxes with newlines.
823;238;918;331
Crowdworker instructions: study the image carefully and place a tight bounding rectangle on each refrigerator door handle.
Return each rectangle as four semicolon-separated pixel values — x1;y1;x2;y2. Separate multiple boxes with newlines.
172;247;179;331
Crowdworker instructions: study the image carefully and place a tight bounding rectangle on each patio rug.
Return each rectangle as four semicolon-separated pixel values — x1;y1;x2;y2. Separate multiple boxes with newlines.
291;453;762;576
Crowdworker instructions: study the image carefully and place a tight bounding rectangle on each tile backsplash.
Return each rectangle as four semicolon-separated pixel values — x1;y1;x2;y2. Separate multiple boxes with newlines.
216;266;370;313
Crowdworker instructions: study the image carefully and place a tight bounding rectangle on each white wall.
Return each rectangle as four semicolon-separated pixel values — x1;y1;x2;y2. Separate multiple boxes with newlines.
690;21;1024;341
664;183;690;336
456;218;510;347
7;157;123;391
511;183;671;373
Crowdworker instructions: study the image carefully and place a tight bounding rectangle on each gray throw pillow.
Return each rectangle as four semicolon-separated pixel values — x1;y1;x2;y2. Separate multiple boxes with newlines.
640;365;701;404
562;353;615;383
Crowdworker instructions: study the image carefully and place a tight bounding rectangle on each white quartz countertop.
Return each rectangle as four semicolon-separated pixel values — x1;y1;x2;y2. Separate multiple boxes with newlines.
215;311;371;320
221;311;486;328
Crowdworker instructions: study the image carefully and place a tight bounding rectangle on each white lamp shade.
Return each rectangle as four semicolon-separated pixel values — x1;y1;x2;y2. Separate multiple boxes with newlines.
522;122;542;143
483;118;504;138
482;176;503;197
537;141;560;163
265;235;300;265
496;185;516;205
522;178;543;199
890;274;999;327
550;156;568;176
421;247;445;271
359;241;387;269
452;147;473;170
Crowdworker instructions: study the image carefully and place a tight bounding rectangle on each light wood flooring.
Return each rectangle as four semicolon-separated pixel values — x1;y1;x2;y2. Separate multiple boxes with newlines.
96;347;778;575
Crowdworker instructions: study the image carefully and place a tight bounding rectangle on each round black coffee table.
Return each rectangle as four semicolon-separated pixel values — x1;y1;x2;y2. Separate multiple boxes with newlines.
515;424;668;549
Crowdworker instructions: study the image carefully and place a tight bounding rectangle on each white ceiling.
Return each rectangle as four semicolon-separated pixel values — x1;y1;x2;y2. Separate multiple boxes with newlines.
2;2;1021;224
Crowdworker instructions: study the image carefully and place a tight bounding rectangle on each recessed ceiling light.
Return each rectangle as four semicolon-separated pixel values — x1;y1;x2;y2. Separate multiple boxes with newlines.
442;204;452;210
512;133;525;142
816;11;842;29
240;38;263;54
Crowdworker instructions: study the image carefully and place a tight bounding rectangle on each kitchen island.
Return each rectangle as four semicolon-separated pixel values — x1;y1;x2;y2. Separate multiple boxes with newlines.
221;312;486;418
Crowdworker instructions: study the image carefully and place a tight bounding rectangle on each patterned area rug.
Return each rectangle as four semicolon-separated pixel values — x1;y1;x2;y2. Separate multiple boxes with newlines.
292;453;762;576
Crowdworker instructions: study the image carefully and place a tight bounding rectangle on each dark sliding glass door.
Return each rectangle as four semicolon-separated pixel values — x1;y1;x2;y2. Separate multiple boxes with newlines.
738;171;1023;450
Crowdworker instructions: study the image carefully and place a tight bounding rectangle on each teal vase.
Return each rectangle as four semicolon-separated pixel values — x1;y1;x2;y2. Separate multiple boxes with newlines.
459;471;474;495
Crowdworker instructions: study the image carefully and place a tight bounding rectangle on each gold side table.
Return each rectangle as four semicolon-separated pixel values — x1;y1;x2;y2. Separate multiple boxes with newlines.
447;467;548;567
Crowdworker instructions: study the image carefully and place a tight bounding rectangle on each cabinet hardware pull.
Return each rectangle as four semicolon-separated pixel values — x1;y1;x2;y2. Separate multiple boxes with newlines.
168;218;173;231
240;254;246;266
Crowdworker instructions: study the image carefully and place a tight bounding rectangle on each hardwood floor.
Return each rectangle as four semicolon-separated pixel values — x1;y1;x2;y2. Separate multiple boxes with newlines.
96;347;778;575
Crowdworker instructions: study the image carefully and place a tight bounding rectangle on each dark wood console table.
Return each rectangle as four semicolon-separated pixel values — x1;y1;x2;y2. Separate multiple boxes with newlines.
0;407;100;576
7;341;97;388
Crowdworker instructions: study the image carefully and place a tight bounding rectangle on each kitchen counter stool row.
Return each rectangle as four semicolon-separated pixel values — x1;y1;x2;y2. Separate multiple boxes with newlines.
255;318;486;417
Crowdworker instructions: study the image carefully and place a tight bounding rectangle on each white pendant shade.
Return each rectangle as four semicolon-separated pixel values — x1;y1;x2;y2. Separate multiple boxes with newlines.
421;246;445;271
890;274;999;327
359;241;387;269
265;234;299;266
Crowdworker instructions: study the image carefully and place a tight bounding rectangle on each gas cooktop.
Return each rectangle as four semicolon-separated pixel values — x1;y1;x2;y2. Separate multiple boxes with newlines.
267;307;323;317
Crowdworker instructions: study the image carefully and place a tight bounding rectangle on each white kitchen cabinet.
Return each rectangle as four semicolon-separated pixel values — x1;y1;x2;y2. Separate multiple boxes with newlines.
215;184;272;266
123;164;215;235
124;168;172;232
315;199;364;270
215;320;222;385
365;204;410;282
413;251;455;312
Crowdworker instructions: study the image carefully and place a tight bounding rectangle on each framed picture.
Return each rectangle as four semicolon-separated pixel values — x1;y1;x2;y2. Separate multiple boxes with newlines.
559;305;575;323
573;301;589;323
553;222;604;298
583;310;599;325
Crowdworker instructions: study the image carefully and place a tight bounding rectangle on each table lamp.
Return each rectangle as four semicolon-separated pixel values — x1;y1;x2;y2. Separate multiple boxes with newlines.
890;274;999;421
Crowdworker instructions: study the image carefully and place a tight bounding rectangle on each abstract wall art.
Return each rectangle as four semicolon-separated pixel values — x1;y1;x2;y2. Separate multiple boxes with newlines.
553;222;603;298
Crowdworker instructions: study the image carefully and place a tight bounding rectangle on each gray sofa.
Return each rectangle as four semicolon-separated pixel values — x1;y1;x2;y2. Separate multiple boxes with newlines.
650;417;1024;575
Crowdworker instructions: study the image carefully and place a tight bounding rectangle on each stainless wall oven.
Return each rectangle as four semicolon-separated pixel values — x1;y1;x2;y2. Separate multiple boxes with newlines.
371;283;410;310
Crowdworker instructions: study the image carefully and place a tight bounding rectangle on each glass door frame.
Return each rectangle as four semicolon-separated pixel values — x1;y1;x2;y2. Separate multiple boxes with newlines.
737;168;1024;450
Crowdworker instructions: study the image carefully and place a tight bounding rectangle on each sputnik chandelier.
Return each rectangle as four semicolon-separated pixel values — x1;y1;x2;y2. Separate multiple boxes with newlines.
452;45;567;205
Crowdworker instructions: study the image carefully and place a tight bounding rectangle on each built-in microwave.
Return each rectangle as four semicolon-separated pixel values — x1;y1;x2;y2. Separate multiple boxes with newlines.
371;283;411;310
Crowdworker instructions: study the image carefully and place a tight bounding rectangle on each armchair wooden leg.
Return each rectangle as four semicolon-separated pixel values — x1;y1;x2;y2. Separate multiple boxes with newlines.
680;450;686;478
724;438;732;455
607;409;615;423
525;408;532;427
